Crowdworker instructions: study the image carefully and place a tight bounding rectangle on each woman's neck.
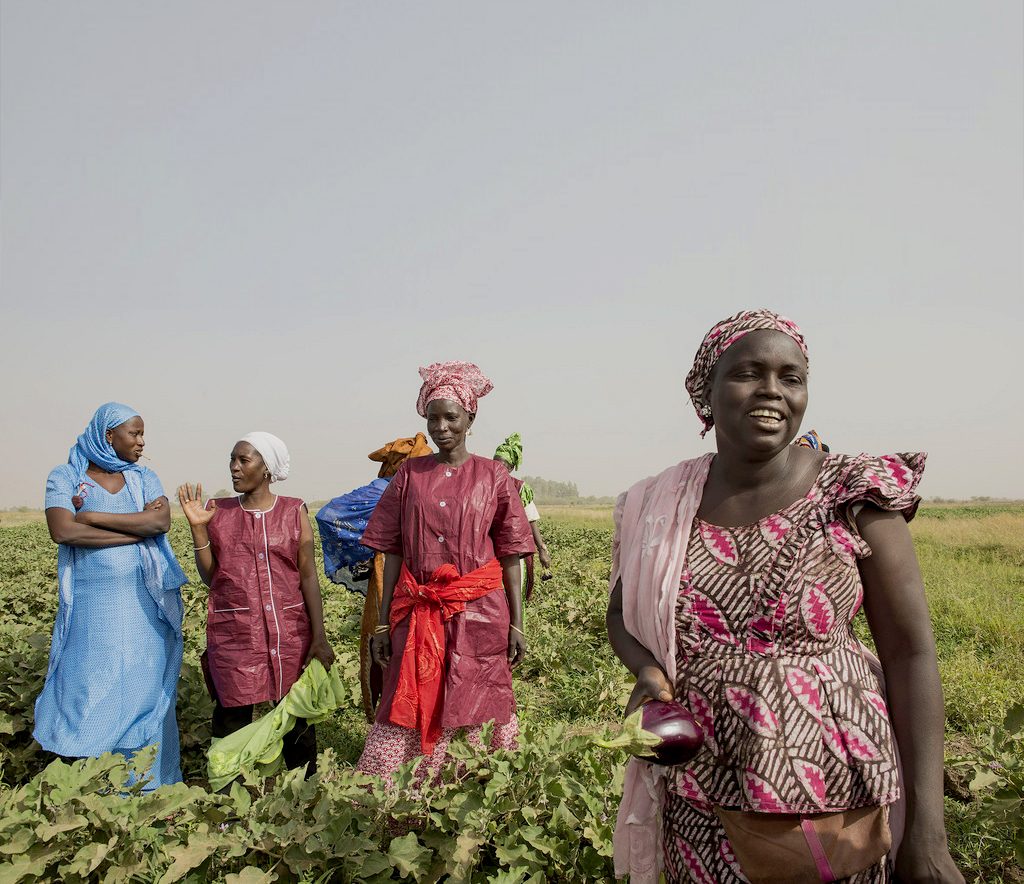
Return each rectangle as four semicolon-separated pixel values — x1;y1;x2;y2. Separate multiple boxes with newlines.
240;486;276;509
435;445;471;467
710;444;795;492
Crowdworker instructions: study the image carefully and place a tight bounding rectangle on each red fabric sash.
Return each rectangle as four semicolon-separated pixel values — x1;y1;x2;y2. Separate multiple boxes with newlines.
389;558;505;752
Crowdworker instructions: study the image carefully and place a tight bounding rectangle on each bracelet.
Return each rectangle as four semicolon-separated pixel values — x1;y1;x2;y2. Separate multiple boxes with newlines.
373;624;390;635
193;542;211;551
509;623;525;637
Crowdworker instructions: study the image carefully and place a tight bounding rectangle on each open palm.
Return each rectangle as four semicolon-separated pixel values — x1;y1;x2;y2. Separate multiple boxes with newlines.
176;483;217;527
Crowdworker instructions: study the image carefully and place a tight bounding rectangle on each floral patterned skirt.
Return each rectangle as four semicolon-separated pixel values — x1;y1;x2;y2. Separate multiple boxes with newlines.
356;716;519;787
663;791;890;884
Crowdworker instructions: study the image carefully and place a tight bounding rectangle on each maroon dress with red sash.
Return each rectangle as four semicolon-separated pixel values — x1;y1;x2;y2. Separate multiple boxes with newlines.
356;455;533;781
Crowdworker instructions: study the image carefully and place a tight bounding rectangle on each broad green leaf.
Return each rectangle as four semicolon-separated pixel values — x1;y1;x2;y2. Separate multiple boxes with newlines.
590;709;659;758
1003;703;1024;738
387;832;431;878
969;769;1002;791
158;832;223;883
224;868;278;883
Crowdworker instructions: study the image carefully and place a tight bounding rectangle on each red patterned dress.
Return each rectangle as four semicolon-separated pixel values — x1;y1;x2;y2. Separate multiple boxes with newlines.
663;453;925;884
356;454;534;783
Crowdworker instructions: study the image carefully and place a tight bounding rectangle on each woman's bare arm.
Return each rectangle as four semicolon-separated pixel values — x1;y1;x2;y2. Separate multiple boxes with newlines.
298;507;335;669
46;507;142;547
75;497;171;537
530;521;552;571
177;484;217;586
607;578;674;714
858;507;963;884
369;553;404;666
501;554;525;666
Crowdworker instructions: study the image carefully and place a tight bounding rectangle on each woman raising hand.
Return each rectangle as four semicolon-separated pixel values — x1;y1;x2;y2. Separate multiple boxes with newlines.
178;432;334;777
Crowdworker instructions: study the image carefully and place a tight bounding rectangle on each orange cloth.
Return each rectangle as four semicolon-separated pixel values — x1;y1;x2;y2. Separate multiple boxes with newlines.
388;559;504;752
359;553;387;722
360;434;434;722
368;433;433;479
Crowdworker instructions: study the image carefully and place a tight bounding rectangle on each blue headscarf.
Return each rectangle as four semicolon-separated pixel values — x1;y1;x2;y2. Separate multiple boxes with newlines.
51;404;187;662
68;401;142;478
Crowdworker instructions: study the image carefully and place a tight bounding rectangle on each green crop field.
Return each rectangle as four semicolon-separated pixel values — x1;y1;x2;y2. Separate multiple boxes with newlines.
1;507;1022;882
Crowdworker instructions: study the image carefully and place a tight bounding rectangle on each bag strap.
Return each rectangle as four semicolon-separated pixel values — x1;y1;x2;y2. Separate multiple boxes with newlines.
799;817;836;882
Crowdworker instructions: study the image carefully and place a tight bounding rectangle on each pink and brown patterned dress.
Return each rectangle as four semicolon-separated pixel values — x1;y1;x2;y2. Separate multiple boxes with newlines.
663;453;925;884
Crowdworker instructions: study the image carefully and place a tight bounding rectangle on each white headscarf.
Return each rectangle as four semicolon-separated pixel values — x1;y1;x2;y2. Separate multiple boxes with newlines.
241;432;290;483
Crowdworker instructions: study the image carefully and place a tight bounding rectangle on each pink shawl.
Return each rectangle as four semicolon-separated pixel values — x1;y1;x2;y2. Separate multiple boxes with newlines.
610;454;713;883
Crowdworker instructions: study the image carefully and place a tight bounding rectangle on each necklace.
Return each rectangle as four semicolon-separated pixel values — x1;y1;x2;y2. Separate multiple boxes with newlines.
239;495;277;513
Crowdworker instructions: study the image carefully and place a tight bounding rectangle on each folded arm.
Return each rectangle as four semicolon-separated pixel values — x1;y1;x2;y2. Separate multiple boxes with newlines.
46;507;143;547
74;497;171;537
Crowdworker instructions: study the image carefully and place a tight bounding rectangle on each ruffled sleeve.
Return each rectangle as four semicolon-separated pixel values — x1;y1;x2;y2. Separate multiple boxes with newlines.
832;453;926;557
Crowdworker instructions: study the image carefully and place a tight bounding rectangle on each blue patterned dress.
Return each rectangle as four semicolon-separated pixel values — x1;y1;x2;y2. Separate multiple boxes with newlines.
34;466;183;788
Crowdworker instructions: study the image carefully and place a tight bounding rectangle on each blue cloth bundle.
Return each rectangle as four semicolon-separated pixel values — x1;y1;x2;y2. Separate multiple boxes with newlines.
315;478;391;588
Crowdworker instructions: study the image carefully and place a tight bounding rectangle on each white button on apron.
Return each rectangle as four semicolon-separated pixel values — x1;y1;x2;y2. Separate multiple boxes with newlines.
270;648;277;656
254;512;262;519
437;535;445;543
439;500;446;507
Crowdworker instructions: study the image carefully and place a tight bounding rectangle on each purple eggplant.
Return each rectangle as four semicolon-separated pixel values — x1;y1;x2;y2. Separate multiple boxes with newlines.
639;700;704;766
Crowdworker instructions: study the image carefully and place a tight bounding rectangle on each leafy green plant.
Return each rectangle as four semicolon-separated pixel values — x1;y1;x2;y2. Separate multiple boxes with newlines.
950;702;1024;871
0;722;628;883
3;510;1024;880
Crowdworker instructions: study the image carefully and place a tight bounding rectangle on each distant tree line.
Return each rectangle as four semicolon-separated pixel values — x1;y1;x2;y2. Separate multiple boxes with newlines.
521;476;616;506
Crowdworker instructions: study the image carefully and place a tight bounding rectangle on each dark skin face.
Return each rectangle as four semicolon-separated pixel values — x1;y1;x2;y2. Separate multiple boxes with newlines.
105;416;145;464
426;399;475;461
698;329;823;526
706;329;809;459
229;441;271;495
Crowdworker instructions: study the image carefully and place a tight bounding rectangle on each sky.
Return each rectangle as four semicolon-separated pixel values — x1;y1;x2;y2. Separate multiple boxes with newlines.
1;2;1021;508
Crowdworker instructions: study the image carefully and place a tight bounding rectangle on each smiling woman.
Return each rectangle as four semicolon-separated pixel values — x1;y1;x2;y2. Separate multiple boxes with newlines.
606;311;964;884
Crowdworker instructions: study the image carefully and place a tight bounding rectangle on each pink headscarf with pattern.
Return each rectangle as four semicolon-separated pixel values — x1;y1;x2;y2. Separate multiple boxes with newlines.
684;309;808;437
416;361;494;418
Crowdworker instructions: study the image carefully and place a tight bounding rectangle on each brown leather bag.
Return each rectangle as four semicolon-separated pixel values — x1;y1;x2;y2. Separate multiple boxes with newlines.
714;805;891;883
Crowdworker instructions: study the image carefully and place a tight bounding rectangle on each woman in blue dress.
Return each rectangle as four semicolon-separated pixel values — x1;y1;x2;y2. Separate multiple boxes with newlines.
34;402;187;788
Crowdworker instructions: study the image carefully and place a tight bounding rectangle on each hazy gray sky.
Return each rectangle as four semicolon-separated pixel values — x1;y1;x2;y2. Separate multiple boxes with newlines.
2;2;1021;508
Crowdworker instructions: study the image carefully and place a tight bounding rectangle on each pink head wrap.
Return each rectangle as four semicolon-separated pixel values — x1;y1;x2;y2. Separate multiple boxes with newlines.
416;361;494;418
684;309;808;437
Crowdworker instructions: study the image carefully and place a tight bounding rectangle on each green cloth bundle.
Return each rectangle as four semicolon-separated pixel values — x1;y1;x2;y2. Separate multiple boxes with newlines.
207;659;344;791
494;432;534;507
494;433;523;471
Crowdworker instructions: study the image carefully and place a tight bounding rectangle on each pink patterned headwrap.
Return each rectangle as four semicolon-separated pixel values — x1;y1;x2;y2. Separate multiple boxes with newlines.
416;361;494;418
684;309;808;437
